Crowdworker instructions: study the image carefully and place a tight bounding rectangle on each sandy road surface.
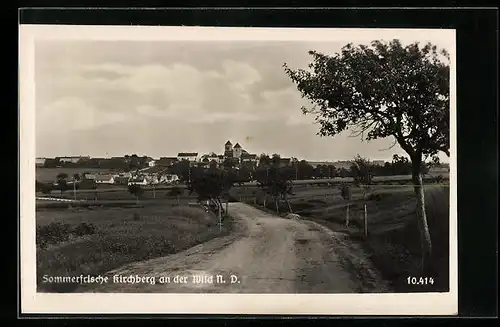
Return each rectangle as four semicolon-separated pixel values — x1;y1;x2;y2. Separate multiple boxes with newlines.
77;203;388;293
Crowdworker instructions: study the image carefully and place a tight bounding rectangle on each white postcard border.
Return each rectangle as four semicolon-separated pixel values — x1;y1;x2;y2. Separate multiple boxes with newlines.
19;24;458;315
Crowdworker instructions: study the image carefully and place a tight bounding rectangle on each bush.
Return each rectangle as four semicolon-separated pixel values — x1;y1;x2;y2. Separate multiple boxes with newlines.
367;193;383;201
36;180;53;195
72;222;97;237
340;183;352;200
434;175;444;184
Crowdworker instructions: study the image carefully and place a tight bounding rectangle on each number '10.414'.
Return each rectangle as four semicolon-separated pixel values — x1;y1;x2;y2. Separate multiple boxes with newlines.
407;277;435;285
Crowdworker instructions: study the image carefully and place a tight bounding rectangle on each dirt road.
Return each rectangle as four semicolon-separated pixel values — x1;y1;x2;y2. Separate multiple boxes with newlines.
77;203;389;293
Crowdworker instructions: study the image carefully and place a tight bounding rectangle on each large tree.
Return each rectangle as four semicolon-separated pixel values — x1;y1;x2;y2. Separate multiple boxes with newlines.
187;169;235;222
56;173;69;197
283;39;450;273
128;184;144;205
255;166;294;214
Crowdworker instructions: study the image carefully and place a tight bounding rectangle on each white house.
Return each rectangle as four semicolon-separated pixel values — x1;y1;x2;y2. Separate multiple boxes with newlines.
35;157;47;167
177;152;198;163
83;173;97;180
95;175;115;184
241;153;258;165
128;177;148;186
119;172;132;178
159;174;180;184
145;175;159;185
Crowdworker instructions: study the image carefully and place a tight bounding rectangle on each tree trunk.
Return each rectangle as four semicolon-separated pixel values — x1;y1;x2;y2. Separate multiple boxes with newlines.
363;204;368;237
153;187;156;199
225;200;229;216
176;195;180;205
412;157;433;274
275;197;279;214
263;196;267;208
285;196;292;213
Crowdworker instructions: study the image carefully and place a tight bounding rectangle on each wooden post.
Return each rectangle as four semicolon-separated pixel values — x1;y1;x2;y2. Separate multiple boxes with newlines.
218;206;222;233
364;203;368;237
346;204;350;227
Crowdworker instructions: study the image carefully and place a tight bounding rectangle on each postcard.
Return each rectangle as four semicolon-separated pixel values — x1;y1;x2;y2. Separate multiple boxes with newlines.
20;24;457;315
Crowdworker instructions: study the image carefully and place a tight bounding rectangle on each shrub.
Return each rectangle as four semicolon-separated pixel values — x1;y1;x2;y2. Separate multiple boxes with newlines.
367;193;383;201
340;183;352;200
72;222;97;237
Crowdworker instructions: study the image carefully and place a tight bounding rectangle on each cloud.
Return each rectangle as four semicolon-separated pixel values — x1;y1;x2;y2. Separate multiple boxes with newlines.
34;39;450;161
37;97;128;135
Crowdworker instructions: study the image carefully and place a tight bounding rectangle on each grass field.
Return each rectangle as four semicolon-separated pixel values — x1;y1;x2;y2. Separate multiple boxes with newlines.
234;182;450;292
36;204;233;292
35;167;450;293
37;188;192;202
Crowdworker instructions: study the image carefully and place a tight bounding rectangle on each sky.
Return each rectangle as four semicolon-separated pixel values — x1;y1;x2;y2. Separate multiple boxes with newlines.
34;33;452;162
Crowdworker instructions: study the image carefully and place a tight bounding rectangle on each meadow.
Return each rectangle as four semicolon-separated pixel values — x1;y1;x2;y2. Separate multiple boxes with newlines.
233;181;450;292
36;204;233;292
35;167;450;293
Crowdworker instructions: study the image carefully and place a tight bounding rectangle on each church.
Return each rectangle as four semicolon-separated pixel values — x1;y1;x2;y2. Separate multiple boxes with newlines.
223;140;259;166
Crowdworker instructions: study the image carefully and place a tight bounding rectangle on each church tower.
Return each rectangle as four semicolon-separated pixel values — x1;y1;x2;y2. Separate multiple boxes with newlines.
225;140;232;153
233;143;243;159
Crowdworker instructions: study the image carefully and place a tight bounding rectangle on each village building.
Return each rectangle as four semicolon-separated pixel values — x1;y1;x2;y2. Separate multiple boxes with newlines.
35;157;47;167
58;156;91;164
128;176;148;186
95;175;115;184
157;157;178;167
159;174;180;184
177;152;198;163
223;140;259;166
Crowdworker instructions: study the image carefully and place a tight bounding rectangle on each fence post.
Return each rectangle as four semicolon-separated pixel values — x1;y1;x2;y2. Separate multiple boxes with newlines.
364;203;368;237
346;204;350;227
218;203;222;233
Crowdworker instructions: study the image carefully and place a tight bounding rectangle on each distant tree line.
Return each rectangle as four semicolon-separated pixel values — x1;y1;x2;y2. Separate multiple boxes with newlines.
41;154;152;170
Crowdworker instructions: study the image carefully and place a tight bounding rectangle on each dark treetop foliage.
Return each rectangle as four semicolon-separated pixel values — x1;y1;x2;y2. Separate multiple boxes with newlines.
128;183;144;198
255;166;294;199
187;169;235;203
350;155;374;188
283;39;450;162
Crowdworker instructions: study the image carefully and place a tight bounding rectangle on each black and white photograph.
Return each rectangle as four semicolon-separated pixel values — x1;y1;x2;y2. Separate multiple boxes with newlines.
20;25;457;315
